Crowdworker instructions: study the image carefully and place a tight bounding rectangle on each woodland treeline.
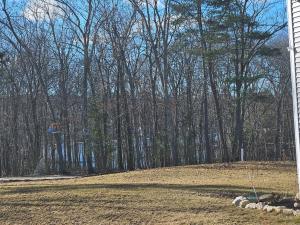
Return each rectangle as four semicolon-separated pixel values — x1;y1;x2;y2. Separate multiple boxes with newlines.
0;0;292;176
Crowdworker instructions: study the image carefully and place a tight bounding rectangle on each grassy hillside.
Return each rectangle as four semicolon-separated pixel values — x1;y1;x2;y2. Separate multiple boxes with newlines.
0;162;299;225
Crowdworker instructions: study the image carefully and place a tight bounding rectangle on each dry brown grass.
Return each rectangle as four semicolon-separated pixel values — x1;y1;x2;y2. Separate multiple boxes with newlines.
1;162;300;225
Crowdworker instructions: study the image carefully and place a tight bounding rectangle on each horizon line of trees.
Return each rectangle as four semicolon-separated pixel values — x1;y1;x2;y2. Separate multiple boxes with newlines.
0;0;293;176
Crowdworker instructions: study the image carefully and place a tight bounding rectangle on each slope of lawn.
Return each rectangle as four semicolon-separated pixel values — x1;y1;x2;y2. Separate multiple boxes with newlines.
0;162;300;225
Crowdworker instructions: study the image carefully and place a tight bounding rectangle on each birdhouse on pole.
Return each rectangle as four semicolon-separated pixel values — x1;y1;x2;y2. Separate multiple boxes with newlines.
48;123;62;134
287;0;300;194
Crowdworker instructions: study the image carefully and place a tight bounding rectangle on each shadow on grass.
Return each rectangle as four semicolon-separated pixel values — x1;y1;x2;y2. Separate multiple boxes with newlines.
0;183;277;221
0;198;226;215
0;184;238;216
1;183;269;198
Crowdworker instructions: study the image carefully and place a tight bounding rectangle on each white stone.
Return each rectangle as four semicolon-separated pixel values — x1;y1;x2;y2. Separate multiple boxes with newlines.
262;205;275;212
232;196;246;206
274;206;286;214
239;200;250;208
294;202;300;208
256;202;266;210
282;209;294;215
267;206;275;213
293;210;300;216
245;203;257;209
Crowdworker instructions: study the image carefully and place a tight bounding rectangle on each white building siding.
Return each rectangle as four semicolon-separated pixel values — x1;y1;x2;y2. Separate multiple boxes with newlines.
291;1;300;112
287;0;300;192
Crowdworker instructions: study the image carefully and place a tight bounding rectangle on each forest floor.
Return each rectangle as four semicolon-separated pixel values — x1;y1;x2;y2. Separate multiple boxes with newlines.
0;162;299;225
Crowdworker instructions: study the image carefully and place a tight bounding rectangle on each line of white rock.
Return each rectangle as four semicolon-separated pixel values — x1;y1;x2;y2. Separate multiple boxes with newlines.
232;196;300;216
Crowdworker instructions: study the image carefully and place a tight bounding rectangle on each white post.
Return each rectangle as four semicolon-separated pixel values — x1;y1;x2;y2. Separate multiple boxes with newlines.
241;148;244;162
287;0;300;194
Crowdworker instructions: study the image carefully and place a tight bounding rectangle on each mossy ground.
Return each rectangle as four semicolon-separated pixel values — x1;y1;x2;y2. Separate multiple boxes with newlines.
0;162;299;225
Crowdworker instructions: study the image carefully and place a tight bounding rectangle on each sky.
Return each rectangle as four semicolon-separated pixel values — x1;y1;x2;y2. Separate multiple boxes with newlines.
1;0;289;40
17;0;288;22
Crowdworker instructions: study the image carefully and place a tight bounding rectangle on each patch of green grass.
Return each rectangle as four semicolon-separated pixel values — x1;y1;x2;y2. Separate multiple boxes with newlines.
0;162;298;224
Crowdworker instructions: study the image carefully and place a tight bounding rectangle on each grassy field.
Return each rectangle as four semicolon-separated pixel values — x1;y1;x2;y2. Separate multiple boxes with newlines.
0;162;300;225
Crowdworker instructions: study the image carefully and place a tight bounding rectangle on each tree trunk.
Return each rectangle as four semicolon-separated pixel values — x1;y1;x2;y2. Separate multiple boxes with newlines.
208;61;229;162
